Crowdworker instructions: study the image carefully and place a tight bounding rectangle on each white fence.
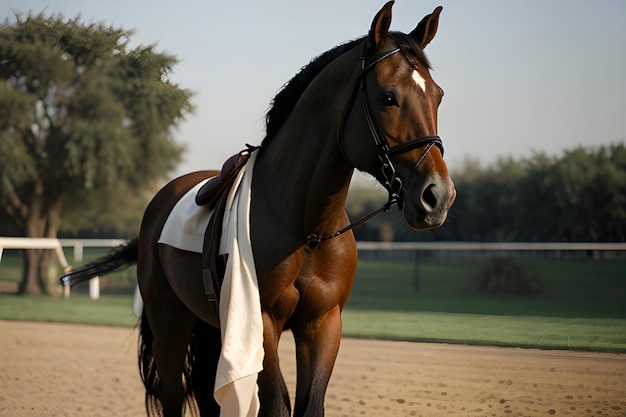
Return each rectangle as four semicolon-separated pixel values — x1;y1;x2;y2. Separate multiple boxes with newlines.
356;241;626;251
0;237;69;267
2;238;626;297
59;239;127;299
0;237;125;298
357;241;626;262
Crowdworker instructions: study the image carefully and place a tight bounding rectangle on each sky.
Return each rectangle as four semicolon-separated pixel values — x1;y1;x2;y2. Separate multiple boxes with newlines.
2;0;625;180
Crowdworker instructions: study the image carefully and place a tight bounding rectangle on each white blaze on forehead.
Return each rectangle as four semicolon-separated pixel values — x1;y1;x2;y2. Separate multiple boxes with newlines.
412;70;426;92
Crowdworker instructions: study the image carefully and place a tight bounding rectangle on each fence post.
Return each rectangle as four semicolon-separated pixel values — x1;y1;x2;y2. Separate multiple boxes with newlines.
413;250;420;292
66;242;81;299
0;247;4;294
74;241;100;300
89;277;100;300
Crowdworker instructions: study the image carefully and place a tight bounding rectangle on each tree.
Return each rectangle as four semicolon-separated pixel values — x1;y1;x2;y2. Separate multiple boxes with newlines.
0;12;192;294
442;144;626;242
355;143;626;243
514;145;626;242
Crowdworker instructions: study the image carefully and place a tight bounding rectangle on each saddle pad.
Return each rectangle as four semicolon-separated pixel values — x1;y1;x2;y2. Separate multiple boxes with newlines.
158;178;214;253
157;153;263;417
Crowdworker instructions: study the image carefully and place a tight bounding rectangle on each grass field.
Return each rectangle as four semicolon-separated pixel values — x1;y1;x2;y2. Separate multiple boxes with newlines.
349;257;626;319
1;249;625;352
345;256;626;352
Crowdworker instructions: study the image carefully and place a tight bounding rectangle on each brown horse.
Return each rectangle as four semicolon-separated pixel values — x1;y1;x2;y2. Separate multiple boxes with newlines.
62;2;455;416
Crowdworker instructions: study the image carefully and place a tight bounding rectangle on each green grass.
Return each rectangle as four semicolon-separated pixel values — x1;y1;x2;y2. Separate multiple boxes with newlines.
1;293;623;353
1;251;625;352
342;311;626;352
0;294;138;327
341;257;626;352
349;258;626;318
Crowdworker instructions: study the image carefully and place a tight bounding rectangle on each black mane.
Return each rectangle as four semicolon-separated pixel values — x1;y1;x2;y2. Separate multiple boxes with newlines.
262;37;364;145
262;32;429;145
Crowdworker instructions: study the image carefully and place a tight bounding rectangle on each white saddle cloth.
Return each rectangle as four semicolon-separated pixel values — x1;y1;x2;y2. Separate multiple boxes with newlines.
158;152;264;417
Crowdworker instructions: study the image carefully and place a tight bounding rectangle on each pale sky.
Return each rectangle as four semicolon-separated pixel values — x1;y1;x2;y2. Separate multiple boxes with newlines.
2;1;625;180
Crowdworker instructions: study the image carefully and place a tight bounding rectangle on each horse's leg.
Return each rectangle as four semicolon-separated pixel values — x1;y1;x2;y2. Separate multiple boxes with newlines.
257;313;292;417
188;319;221;416
140;247;198;417
153;311;196;416
289;236;356;417
292;305;343;417
137;170;219;416
158;245;221;416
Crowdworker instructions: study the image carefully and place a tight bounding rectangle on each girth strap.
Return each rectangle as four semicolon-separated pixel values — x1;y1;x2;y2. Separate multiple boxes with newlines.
199;145;258;324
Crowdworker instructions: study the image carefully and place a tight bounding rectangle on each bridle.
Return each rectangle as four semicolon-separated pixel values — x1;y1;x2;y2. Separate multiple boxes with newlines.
307;42;445;247
339;43;444;210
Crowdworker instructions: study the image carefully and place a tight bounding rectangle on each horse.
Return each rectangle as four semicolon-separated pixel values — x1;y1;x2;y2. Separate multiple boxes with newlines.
62;2;455;416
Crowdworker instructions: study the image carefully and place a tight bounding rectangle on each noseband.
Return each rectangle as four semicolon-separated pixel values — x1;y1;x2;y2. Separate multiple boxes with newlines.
339;44;444;210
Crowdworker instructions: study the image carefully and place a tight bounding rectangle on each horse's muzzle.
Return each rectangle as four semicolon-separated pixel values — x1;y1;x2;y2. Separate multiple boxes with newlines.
402;171;456;230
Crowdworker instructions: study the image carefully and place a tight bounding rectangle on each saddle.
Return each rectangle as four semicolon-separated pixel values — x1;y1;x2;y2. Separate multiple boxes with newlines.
197;145;258;324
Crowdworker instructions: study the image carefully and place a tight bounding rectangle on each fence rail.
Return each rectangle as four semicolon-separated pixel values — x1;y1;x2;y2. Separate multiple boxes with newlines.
0;237;69;268
2;238;626;297
0;237;127;298
356;241;626;251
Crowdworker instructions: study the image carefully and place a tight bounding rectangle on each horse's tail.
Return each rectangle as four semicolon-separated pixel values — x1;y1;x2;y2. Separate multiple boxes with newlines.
187;319;220;414
139;310;218;416
138;309;164;417
59;238;139;287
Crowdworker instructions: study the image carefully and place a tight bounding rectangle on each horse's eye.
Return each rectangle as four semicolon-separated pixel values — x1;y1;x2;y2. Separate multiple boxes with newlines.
379;91;399;107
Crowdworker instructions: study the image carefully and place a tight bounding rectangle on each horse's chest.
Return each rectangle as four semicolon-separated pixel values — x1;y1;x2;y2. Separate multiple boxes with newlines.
260;257;333;319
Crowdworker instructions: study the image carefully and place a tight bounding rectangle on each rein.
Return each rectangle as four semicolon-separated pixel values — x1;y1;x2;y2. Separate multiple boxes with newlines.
305;200;395;248
307;43;444;248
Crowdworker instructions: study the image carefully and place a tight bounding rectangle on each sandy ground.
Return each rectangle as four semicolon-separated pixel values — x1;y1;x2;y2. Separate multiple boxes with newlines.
1;320;625;417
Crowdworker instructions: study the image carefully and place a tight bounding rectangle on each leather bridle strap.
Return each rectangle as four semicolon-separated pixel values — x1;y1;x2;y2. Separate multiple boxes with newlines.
308;44;445;248
387;135;443;157
339;44;444;202
357;75;444;209
305;199;395;249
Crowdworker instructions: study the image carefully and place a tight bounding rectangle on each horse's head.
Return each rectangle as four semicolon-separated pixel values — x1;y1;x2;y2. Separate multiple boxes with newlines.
340;2;455;230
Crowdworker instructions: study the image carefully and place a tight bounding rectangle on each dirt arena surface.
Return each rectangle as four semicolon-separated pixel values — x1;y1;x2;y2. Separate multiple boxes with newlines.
1;320;625;417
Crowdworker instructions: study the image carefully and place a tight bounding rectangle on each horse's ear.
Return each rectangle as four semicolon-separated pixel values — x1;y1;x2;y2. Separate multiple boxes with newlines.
367;1;394;57
409;6;443;49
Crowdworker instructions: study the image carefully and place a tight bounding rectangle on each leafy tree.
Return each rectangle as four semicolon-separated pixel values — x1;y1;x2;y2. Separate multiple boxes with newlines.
0;12;192;294
348;143;626;243
457;156;527;241
513;153;559;241
446;144;626;242
513;145;626;241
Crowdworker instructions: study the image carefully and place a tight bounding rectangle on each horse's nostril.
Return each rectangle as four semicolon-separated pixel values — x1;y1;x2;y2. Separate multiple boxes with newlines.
422;184;437;211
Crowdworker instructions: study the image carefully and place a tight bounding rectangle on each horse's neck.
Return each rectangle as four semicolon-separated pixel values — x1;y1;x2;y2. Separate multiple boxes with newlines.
253;54;358;241
254;124;353;238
